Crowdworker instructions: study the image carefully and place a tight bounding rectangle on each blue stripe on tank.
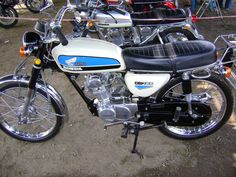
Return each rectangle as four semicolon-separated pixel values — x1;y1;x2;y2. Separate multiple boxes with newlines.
58;55;120;67
135;85;153;90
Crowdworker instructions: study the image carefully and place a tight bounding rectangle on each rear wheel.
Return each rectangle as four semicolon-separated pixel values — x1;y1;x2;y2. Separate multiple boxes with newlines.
25;0;46;13
0;80;62;142
0;6;18;28
156;74;233;139
161;27;197;43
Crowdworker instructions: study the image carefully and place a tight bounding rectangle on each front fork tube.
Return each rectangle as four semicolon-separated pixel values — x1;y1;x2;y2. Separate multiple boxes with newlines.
182;74;193;116
20;59;42;120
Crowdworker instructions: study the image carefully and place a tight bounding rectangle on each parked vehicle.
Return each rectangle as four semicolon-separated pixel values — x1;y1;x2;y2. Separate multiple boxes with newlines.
0;1;234;153
0;0;18;28
73;0;202;47
88;0;177;12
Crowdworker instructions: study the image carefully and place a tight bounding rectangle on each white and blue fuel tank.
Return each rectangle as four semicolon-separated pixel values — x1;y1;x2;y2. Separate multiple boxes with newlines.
51;38;126;73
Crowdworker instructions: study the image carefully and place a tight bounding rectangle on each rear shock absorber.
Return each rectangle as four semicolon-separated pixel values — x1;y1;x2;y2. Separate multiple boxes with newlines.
182;72;193;116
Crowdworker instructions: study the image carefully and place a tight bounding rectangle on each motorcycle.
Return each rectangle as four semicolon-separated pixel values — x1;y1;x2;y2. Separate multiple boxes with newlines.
0;0;234;153
0;0;18;28
130;0;177;12
88;0;177;12
73;0;202;47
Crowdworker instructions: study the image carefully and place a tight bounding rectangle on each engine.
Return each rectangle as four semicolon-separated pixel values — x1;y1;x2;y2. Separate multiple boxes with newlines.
99;27;154;47
101;28;134;46
84;73;137;122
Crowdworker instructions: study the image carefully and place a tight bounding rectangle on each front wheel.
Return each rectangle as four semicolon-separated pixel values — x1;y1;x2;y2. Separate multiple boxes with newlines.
156;74;234;139
161;27;197;43
0;6;18;28
0;77;63;142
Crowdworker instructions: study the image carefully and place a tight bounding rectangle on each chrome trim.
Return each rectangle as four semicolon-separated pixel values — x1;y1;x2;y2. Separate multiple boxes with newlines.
129;62;217;74
129;69;173;74
176;62;217;73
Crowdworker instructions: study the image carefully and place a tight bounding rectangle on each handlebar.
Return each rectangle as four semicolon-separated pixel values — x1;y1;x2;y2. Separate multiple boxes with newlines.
53;26;68;46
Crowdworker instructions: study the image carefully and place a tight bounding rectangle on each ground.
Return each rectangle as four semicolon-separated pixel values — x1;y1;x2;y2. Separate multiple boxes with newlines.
0;1;236;177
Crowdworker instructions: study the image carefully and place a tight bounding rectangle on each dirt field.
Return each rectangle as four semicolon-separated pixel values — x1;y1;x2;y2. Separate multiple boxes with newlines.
0;1;236;177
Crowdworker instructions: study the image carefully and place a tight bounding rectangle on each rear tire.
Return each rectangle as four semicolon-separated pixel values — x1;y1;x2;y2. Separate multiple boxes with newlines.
161;27;197;43
25;0;46;13
156;74;234;139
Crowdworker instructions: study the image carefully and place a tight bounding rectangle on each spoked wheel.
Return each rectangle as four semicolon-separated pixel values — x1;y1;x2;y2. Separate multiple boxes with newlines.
0;7;18;28
0;79;63;142
25;0;46;13
161;28;197;43
157;74;233;139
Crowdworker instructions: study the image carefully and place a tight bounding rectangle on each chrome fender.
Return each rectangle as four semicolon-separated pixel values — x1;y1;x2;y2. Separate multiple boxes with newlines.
0;74;69;125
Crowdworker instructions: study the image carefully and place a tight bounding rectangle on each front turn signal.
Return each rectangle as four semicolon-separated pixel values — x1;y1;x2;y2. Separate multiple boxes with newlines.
20;47;26;58
225;67;231;78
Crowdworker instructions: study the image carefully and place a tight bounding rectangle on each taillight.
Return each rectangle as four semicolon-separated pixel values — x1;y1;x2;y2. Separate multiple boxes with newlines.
163;2;176;9
106;0;120;5
191;15;199;23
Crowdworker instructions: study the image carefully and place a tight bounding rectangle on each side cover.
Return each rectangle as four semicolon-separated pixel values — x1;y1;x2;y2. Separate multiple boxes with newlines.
125;72;170;97
51;38;126;73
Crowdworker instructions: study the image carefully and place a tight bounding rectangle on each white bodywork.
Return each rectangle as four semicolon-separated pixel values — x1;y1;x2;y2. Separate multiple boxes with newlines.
52;37;126;73
94;10;133;28
125;72;171;97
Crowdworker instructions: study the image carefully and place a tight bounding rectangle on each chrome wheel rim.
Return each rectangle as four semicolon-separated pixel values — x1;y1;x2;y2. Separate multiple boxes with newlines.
0;86;57;140
165;33;189;42
0;9;15;25
27;0;45;11
161;80;227;137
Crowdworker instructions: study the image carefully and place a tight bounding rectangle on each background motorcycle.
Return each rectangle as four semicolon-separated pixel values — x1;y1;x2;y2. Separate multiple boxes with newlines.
0;0;18;28
0;1;234;153
73;1;202;47
105;0;177;12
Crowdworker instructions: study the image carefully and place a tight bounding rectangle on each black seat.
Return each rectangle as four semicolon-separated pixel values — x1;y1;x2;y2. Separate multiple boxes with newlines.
131;8;186;25
122;40;217;72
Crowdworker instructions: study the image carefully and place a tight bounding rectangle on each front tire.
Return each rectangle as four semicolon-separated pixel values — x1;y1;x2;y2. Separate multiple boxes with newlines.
0;6;18;28
0;79;63;142
156;74;234;139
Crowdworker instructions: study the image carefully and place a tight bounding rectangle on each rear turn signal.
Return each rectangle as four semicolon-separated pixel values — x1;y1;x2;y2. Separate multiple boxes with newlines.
225;67;231;78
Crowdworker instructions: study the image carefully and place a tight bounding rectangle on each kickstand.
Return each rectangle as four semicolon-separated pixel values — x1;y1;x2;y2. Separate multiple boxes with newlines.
131;125;143;159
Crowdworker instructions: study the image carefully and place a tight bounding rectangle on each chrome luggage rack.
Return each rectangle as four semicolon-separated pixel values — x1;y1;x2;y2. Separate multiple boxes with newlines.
214;34;236;89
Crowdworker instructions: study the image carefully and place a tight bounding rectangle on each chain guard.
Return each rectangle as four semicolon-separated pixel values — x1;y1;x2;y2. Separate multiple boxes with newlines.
138;101;212;126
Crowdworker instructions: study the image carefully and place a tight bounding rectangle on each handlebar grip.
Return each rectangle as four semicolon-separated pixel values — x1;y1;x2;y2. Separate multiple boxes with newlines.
53;26;68;46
